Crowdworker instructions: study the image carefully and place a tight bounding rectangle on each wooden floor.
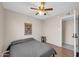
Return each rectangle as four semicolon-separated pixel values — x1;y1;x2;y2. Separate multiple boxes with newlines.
48;43;74;57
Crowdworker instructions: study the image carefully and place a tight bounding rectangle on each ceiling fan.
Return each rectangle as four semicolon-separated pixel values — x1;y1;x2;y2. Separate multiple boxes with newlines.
30;2;53;15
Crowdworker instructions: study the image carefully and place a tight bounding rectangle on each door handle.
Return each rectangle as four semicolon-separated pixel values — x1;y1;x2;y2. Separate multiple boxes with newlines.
72;33;78;38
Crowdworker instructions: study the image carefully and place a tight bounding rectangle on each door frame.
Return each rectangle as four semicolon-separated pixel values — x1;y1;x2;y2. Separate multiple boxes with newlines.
61;10;77;57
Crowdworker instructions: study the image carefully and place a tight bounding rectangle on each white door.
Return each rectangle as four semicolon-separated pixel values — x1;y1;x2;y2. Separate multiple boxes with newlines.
73;10;79;57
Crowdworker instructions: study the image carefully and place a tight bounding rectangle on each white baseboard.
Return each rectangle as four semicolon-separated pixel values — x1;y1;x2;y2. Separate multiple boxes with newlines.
62;42;74;46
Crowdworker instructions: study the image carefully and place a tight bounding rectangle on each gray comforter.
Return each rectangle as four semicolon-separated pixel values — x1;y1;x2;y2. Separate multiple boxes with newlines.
8;38;56;57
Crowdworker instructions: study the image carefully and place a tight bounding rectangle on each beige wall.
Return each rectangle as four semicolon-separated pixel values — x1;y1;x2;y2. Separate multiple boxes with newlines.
0;4;4;52
4;9;42;50
62;20;74;45
43;16;62;47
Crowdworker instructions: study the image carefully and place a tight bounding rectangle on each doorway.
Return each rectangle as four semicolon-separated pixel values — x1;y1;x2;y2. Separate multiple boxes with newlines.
62;16;74;56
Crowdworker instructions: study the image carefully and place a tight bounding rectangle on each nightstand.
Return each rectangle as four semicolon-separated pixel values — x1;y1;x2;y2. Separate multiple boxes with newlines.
41;36;47;43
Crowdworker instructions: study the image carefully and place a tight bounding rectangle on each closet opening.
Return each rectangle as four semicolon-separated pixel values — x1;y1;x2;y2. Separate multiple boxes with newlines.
62;15;74;56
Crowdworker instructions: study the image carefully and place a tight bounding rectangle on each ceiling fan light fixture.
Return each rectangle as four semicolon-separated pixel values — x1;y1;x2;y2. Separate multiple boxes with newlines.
39;11;44;15
31;2;53;15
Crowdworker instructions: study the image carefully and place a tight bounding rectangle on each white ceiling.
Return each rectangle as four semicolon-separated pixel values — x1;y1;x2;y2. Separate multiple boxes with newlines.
2;2;79;20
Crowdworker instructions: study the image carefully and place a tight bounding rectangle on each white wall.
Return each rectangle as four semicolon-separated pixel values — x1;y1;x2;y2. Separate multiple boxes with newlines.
4;9;42;50
43;16;62;47
0;4;4;52
62;20;74;45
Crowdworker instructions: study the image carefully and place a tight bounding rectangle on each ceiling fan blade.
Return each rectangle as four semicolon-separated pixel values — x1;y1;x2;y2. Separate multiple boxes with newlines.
45;8;53;11
44;13;46;15
30;7;37;10
35;12;39;15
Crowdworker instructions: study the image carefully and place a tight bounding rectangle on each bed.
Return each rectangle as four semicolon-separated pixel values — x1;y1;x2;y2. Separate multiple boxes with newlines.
5;38;57;57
